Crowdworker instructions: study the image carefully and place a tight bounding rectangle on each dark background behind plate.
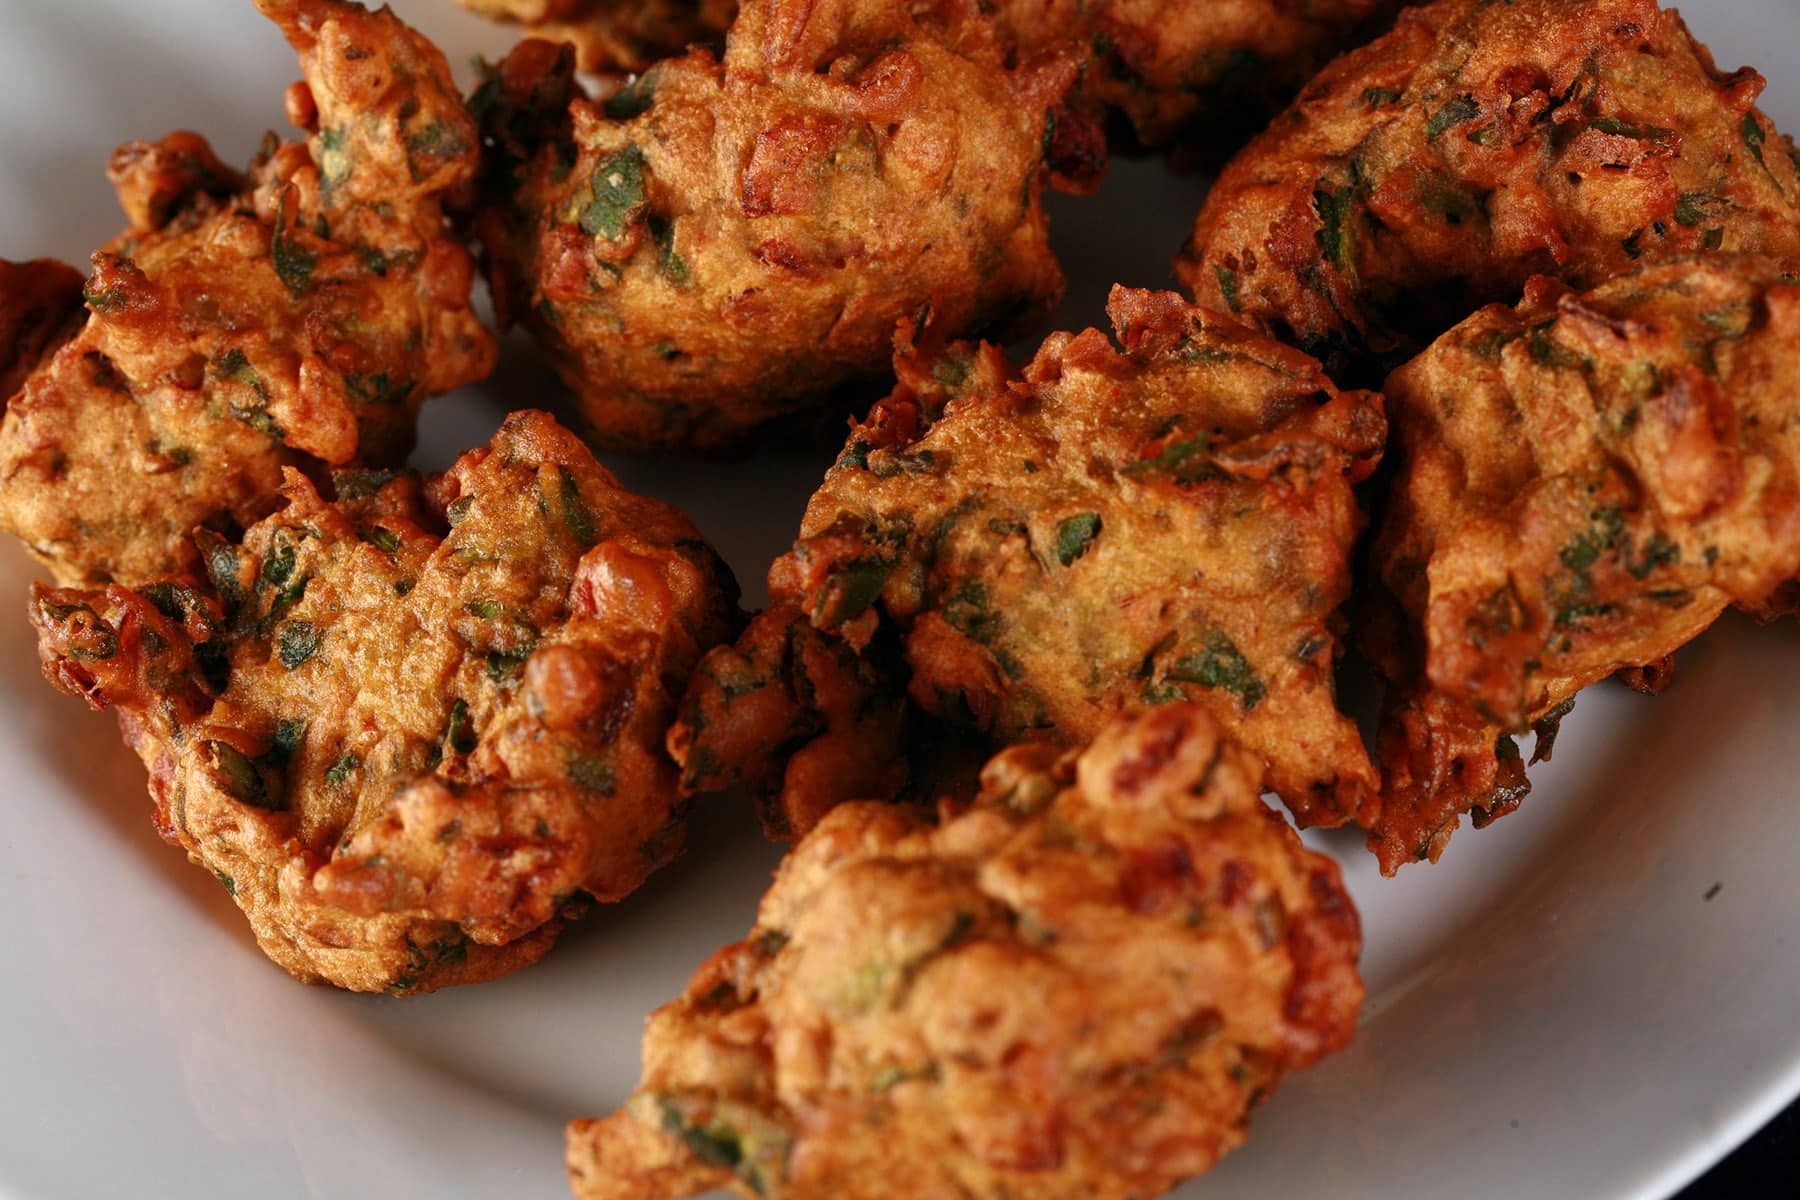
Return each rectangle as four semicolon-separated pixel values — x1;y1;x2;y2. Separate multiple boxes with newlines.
1679;1102;1798;1196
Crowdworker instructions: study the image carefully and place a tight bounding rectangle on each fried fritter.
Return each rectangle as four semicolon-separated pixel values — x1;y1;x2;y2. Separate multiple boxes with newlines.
472;0;1075;452
0;259;85;404
1177;0;1800;374
673;288;1385;839
0;0;495;586
31;411;737;993
457;0;734;74
461;0;1403;150
1364;255;1800;872
570;703;1364;1200
993;0;1408;151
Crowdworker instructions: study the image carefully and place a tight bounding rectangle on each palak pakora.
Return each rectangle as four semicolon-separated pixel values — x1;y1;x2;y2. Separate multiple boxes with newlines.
460;0;1405;151
571;703;1364;1200
456;0;734;74
472;0;1078;452
994;0;1409;151
0;258;86;405
673;288;1385;838
0;0;495;585
1177;0;1800;374
1365;255;1800;872
32;411;737;992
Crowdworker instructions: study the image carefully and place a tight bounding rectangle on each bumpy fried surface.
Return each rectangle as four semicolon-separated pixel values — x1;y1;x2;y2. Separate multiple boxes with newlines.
1364;255;1800;872
458;0;734;74
0;0;494;586
31;411;737;993
0;259;86;403
462;0;1402;149
473;0;1074;452
673;288;1385;839
1177;0;1800;374
570;703;1364;1200
994;0;1407;151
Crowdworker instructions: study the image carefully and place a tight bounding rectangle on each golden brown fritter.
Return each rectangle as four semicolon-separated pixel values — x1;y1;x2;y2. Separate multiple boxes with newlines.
472;0;1077;453
0;259;86;404
993;0;1408;151
31;411;737;993
673;288;1385;839
0;0;495;586
667;603;910;839
457;0;735;74
1364;255;1800;873
461;0;1403;149
570;703;1364;1200
1177;0;1800;374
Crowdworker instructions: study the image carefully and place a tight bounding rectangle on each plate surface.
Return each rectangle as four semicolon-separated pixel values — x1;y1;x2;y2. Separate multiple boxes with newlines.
1;2;1798;1198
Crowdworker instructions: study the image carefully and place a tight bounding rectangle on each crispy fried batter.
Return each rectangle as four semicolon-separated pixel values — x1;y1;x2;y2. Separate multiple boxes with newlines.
462;0;1402;150
994;0;1408;151
31;411;737;993
458;0;735;74
472;0;1075;452
666;603;909;839
0;0;495;585
1177;0;1800;374
570;703;1363;1200
0;259;86;404
673;288;1384;838
1365;255;1800;872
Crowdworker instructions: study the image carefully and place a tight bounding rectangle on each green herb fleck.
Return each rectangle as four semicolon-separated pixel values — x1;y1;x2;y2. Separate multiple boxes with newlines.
1425;95;1481;141
83;280;129;313
603;68;660;119
658;1100;742;1171
325;754;360;786
268;718;307;766
814;560;892;626
1054;513;1102;566
569;757;616;794
271;187;316;298
1126;434;1215;484
1313;185;1356;273
649;213;688;283
1589;117;1672;140
1214;265;1240;312
360;527;401;554
1743;112;1767;168
1556;601;1619;627
205;741;280;810
485;646;535;680
199;535;245;606
1167;630;1266;709
138;582;195;623
836;439;871;471
335;468;402;500
1674;192;1721;227
1560;507;1624;571
276;621;322;669
580;145;648;240
443;699;477;755
550;466;598;545
318;127;351;192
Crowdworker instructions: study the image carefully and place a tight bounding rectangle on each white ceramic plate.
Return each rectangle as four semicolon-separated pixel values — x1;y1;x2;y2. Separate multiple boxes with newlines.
2;2;1797;1197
